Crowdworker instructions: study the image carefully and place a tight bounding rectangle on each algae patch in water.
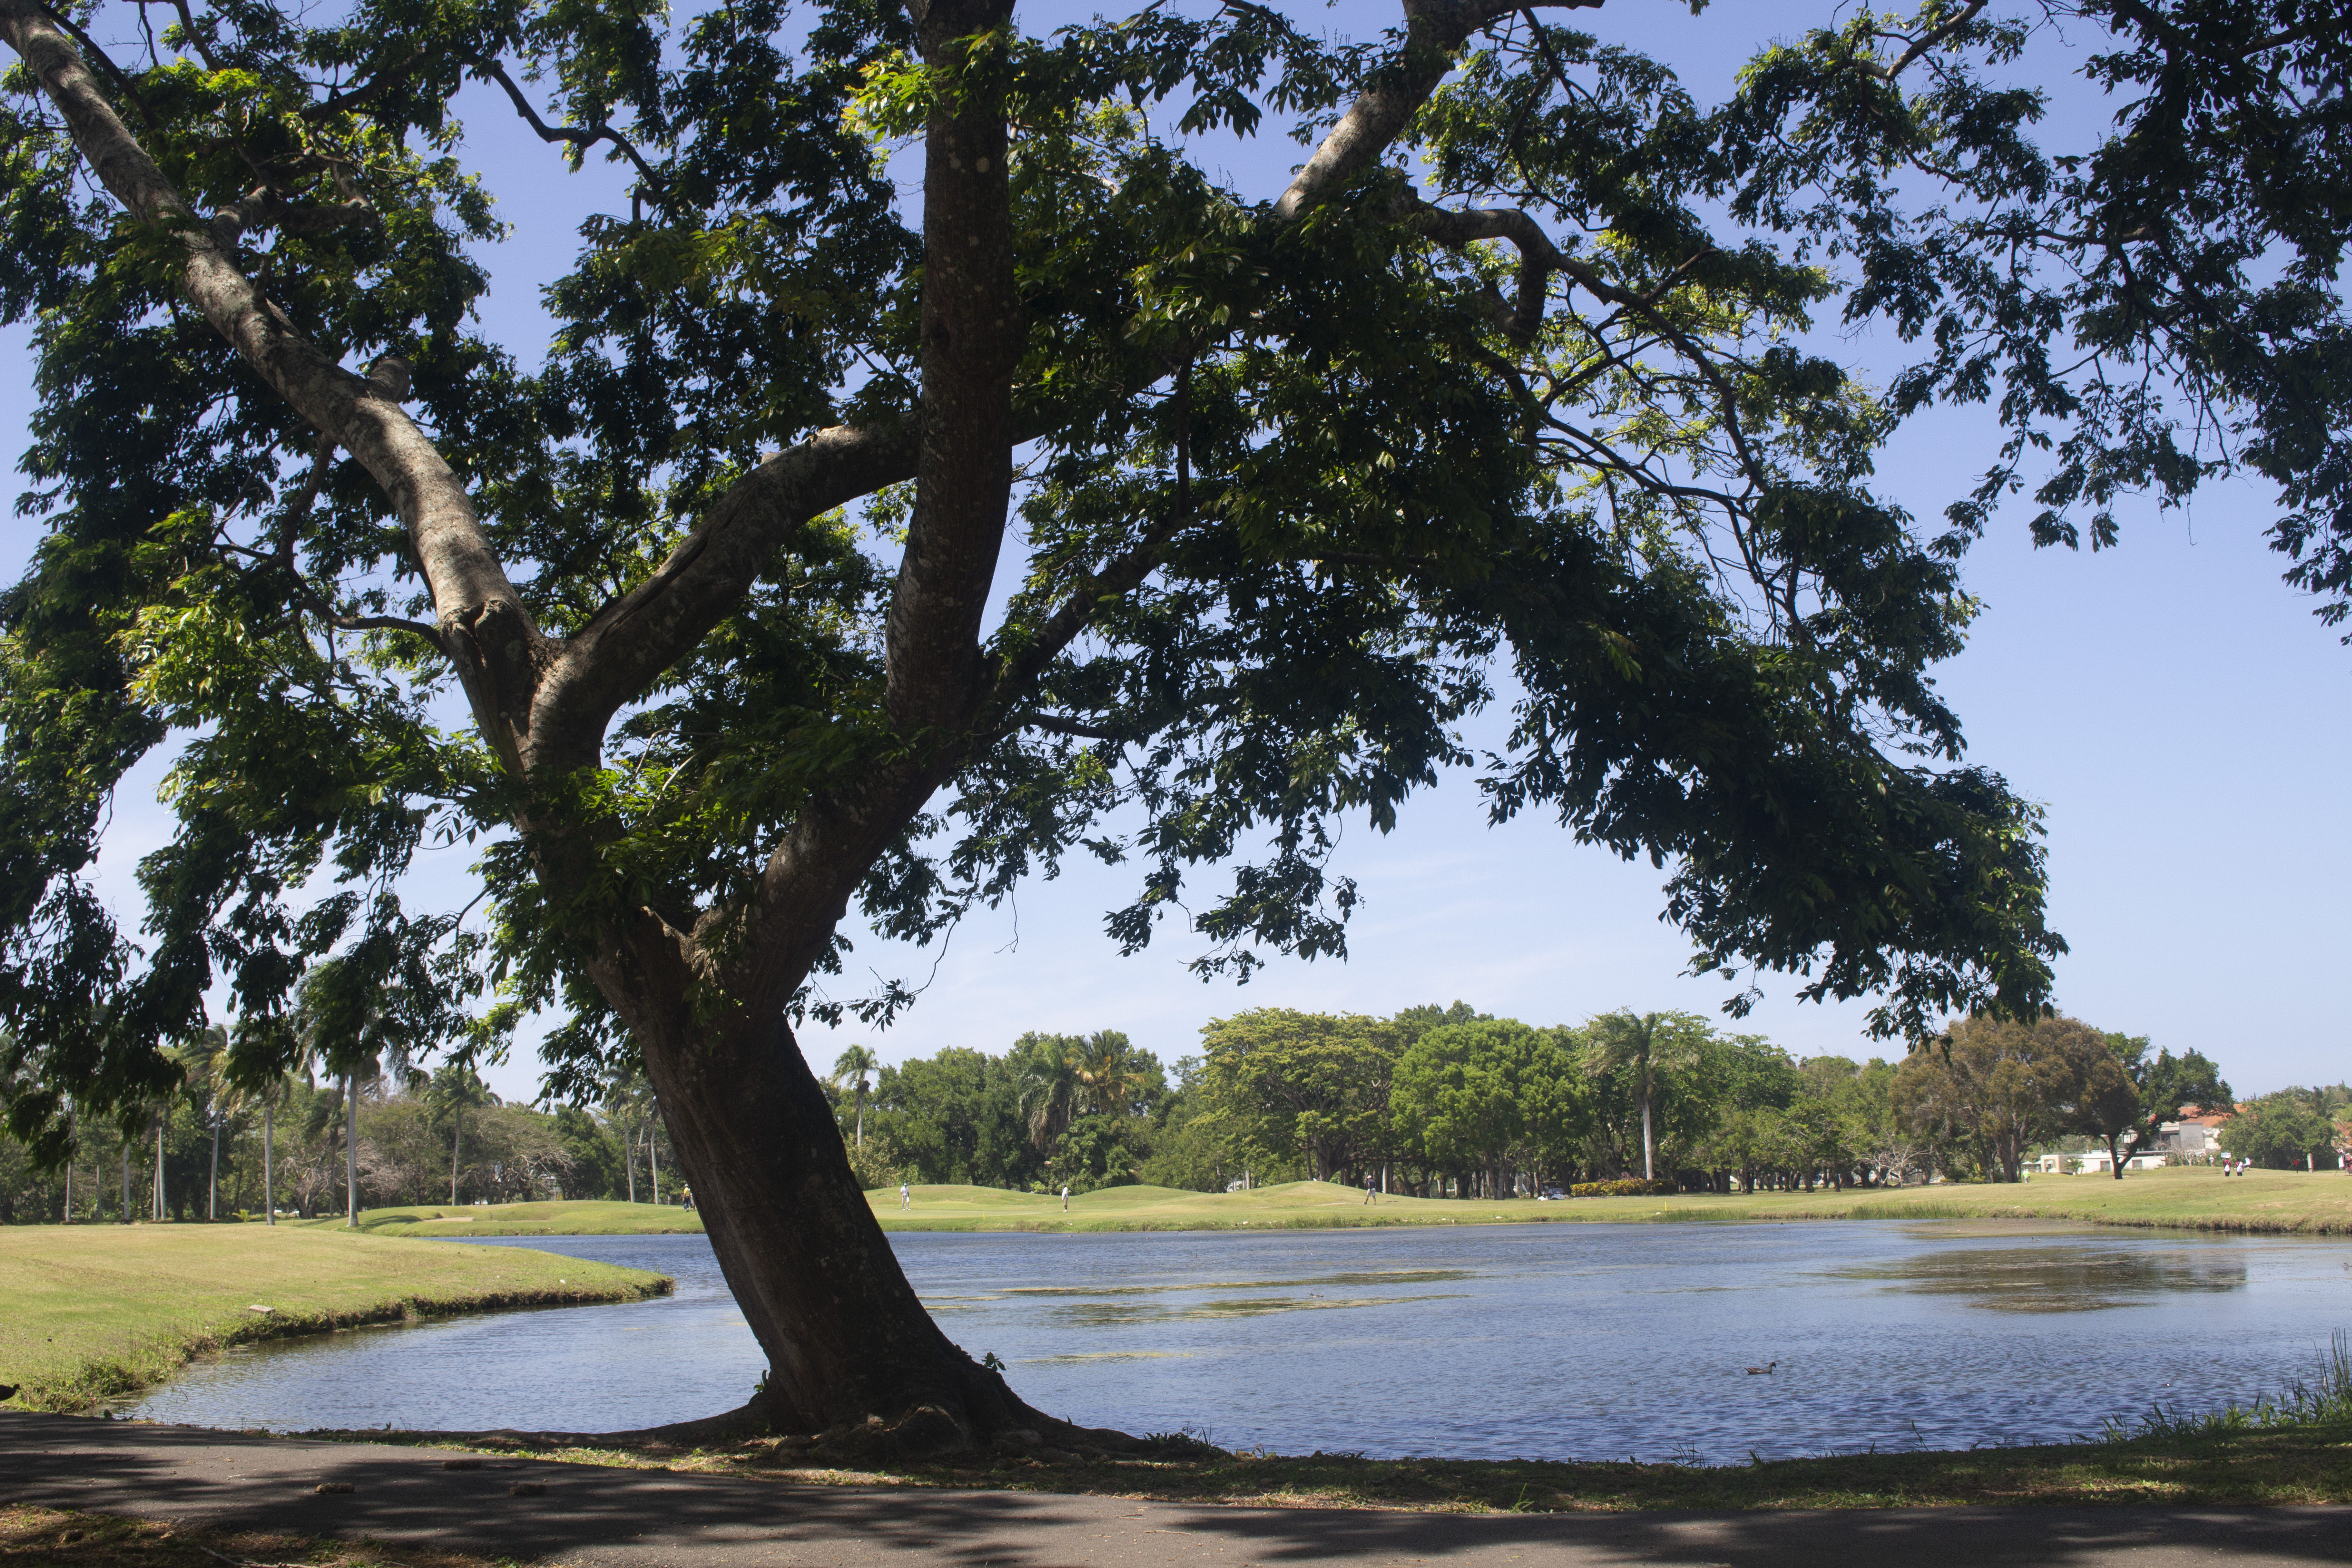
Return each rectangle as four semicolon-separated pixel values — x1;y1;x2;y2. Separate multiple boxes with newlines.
1000;1268;1474;1300
1826;1244;2248;1312
1051;1293;1466;1326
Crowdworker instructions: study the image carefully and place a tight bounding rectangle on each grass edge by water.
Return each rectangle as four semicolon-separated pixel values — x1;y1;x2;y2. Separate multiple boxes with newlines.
0;1226;671;1415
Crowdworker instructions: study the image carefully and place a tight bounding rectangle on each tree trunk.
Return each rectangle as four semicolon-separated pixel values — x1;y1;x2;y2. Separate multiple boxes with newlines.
208;1118;220;1219
119;1144;129;1222
345;1074;358;1226
1640;1096;1655;1181
625;1127;637;1204
152;1113;165;1220
451;1112;463;1205
263;1101;275;1225
624;989;1063;1447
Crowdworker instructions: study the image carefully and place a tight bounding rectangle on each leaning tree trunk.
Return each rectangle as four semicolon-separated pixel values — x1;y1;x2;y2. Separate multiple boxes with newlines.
625;997;1055;1449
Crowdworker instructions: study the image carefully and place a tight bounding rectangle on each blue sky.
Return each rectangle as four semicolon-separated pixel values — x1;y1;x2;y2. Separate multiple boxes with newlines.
3;0;2344;1103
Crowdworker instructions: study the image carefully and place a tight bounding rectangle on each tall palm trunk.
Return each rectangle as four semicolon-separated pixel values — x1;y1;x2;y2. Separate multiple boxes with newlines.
152;1112;165;1220
208;1117;220;1220
1640;1094;1655;1181
450;1110;462;1204
625;1126;637;1203
119;1144;130;1222
344;1073;358;1227
264;1100;276;1225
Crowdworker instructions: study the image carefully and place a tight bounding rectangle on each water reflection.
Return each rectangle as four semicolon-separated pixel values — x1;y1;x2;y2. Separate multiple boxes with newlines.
118;1222;2352;1464
1830;1245;2250;1311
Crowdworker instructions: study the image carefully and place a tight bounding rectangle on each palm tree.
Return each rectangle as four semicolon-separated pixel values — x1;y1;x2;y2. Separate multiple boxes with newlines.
294;960;421;1226
170;1027;234;1220
1586;1011;1709;1181
424;1063;494;1204
1069;1031;1149;1118
227;1010;309;1225
833;1044;879;1149
1014;1047;1078;1156
604;1069;661;1203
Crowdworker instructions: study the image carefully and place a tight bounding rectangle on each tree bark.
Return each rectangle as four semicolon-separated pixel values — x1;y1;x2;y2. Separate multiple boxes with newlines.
264;1101;275;1225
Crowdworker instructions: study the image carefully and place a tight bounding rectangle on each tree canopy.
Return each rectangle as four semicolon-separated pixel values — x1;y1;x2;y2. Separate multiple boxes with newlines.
1;0;2336;1442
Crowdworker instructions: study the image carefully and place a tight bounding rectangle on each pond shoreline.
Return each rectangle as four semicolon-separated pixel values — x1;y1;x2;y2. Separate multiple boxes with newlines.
0;1225;670;1414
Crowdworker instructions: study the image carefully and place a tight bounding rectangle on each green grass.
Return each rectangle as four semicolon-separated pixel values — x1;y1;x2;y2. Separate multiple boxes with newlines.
0;1223;670;1413
296;1199;706;1237
235;1168;2352;1243
863;1167;2352;1235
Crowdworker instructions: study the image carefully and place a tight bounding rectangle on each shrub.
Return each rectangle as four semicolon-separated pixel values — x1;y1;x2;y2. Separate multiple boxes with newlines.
1569;1178;1676;1197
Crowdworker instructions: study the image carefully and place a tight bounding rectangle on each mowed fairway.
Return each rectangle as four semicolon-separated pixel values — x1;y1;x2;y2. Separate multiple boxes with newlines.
865;1168;2352;1235
299;1200;706;1237
0;1224;668;1412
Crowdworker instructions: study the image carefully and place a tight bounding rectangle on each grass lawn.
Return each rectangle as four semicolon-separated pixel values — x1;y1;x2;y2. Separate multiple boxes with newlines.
0;1224;669;1413
862;1167;2352;1235
303;1168;2352;1241
299;1199;706;1237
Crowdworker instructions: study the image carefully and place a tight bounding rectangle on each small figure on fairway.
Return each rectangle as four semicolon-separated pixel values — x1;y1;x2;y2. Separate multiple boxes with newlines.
1364;1176;1377;1205
899;1182;911;1211
1060;1184;1070;1212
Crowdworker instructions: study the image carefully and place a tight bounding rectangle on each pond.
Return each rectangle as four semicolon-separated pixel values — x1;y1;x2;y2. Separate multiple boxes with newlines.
119;1221;2352;1462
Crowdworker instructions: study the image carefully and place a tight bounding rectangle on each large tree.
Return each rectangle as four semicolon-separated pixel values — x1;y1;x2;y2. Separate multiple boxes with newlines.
12;0;2325;1447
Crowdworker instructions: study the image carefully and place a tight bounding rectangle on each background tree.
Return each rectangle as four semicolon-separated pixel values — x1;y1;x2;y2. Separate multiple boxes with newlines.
2059;1034;2231;1179
833;1044;880;1151
1198;1009;1400;1183
1585;1011;1712;1181
423;1062;495;1204
2227;1091;2348;1171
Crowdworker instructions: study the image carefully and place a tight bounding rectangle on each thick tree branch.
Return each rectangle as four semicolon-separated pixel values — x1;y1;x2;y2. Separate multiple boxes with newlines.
1273;0;1602;222
0;0;548;770
535;420;920;759
882;0;1022;735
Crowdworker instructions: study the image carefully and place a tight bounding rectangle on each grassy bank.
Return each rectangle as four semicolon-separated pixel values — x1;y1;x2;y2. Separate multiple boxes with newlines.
862;1167;2352;1235
0;1225;669;1413
302;1169;2352;1240
302;1199;706;1237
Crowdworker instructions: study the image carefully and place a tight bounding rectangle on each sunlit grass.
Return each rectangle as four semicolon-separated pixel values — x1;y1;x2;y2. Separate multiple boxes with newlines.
867;1168;2352;1235
0;1223;667;1412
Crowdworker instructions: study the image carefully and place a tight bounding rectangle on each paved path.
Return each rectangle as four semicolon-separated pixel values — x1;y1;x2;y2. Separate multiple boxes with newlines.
4;1412;2347;1567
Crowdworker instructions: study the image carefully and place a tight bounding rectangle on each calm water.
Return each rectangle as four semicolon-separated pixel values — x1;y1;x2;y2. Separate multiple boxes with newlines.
121;1222;2352;1461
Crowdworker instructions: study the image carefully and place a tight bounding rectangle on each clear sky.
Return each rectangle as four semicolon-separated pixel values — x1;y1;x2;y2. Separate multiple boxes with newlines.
3;0;2344;1105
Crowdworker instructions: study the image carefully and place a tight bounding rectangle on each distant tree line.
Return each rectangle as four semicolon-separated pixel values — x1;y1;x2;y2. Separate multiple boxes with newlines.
0;1038;680;1223
827;1005;2256;1198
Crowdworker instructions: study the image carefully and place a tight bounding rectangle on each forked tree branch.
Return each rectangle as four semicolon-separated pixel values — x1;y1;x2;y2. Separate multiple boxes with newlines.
0;0;550;769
